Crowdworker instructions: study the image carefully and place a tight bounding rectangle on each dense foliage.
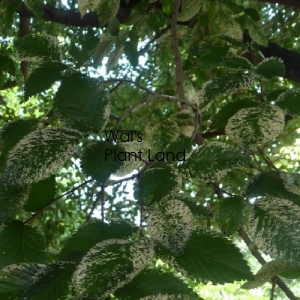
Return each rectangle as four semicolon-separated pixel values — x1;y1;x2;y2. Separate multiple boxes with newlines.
1;0;300;299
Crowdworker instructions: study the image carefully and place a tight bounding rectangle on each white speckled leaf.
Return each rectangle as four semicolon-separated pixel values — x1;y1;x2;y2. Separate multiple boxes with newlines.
249;197;300;262
24;261;76;300
180;142;250;182
14;34;60;62
71;238;154;300
0;263;45;299
280;172;300;195
0;127;81;185
148;200;193;255
199;72;256;109
145;120;180;151
115;141;150;177
226;105;285;147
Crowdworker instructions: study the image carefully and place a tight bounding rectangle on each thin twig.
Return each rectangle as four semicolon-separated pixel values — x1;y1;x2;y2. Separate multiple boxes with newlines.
101;183;105;221
170;0;185;103
105;78;154;95
24;179;94;224
138;26;171;56
114;94;197;132
105;173;138;187
86;187;103;223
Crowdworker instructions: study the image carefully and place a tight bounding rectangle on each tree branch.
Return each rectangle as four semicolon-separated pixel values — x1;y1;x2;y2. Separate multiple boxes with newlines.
18;0;142;28
170;0;185;103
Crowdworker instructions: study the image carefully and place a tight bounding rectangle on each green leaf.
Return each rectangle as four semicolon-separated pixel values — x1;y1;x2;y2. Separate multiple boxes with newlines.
135;167;181;205
96;0;120;26
249;198;300;262
256;57;285;79
0;185;28;223
159;230;253;284
211;99;258;130
220;56;253;70
216;196;247;236
24;0;43;18
81;141;125;182
180;142;250;182
0;0;22;27
148;199;193;255
0;263;44;299
14;34;60;62
276;89;300;118
246;173;294;199
242;258;297;289
0;118;39;172
59;219;137;263
124;41;139;67
244;8;260;21
114;269;198;299
279;266;300;279
0;50;16;75
199;72;256;108
54;75;111;133
178;0;202;22
71;238;154;299
223;1;244;14
145;120;180;151
24;62;67;100
247;20;268;46
106;41;124;73
280;172;300;195
194;44;229;68
93;39;113;68
23;175;56;212
24;262;76;300
69;27;100;67
225;105;285;147
108;17;120;36
0;221;46;268
0;127;81;186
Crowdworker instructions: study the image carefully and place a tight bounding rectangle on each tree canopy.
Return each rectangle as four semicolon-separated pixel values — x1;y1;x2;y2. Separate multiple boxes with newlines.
1;0;300;299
